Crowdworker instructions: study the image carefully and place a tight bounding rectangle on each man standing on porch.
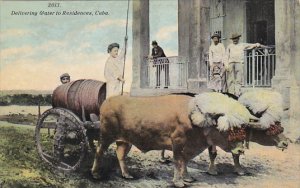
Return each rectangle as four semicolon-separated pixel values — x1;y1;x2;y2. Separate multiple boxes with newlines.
149;40;169;88
226;33;261;96
208;32;226;92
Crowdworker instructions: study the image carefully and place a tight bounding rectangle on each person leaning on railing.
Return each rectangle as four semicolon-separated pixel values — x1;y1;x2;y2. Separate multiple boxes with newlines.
225;33;265;97
148;40;169;88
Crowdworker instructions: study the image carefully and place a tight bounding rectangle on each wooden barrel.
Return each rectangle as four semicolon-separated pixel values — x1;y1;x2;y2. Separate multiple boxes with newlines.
52;79;106;120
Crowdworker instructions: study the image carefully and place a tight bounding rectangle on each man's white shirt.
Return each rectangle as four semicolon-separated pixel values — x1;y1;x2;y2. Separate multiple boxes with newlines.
226;43;258;63
209;43;226;65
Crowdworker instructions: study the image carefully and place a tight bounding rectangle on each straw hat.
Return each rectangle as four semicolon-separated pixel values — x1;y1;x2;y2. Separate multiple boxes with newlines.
211;33;221;39
230;33;242;39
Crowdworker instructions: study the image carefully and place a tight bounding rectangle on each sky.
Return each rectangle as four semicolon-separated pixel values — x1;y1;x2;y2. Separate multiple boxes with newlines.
0;0;178;91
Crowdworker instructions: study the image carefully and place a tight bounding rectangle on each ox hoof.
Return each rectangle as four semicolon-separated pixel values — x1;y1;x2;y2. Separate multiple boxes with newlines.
183;176;196;183
122;173;134;179
173;180;185;188
91;171;101;180
207;169;218;176
234;168;246;176
207;164;218;176
159;158;172;164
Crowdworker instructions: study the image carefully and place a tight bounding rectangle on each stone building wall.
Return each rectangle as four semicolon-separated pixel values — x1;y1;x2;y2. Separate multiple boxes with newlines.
223;0;247;46
272;0;300;141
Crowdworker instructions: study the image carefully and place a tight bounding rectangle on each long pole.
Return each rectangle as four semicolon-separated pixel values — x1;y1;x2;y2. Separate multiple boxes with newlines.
121;0;130;95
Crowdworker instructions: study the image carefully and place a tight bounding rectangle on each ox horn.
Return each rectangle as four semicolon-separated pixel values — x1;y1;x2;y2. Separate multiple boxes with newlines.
204;112;225;127
249;114;260;122
248;122;262;129
247;115;264;129
210;113;225;120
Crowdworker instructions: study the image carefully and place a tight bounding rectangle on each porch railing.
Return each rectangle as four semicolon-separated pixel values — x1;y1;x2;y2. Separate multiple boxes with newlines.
144;46;276;90
146;56;187;89
205;46;276;88
243;46;276;87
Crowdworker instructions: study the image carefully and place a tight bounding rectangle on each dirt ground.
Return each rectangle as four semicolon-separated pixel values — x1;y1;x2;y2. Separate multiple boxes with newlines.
0;121;299;188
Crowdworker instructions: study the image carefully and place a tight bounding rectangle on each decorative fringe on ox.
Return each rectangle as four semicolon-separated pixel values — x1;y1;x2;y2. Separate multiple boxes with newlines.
228;126;247;142
189;92;257;131
266;122;284;136
239;90;284;129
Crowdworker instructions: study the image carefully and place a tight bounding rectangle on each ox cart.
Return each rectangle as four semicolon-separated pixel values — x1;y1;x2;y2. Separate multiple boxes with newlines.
35;79;106;171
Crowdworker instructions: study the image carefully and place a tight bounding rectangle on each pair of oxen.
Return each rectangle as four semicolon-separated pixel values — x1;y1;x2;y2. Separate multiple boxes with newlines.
91;90;288;187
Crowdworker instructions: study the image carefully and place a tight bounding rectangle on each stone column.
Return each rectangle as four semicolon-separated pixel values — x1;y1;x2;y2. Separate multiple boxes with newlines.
273;0;294;108
131;0;149;93
178;0;191;59
188;0;210;91
288;0;300;141
273;0;300;141
290;0;300;84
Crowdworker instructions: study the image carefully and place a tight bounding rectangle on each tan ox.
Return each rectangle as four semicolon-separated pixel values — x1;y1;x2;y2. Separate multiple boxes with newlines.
91;95;243;187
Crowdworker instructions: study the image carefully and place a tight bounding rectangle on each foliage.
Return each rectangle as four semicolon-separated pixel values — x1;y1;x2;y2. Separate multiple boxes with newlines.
0;122;124;188
0;94;52;106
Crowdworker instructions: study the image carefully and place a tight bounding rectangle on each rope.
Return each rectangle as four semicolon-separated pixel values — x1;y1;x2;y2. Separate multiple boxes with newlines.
121;0;130;95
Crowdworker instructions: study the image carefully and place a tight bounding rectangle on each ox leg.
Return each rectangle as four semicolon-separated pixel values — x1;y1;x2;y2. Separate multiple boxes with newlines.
172;143;186;188
182;160;195;183
91;140;111;179
207;146;218;175
160;150;171;163
125;143;132;156
116;141;133;179
173;159;186;188
232;153;246;175
161;149;165;159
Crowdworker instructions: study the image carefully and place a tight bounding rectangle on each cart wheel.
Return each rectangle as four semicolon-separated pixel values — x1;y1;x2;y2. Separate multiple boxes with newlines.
35;107;88;171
